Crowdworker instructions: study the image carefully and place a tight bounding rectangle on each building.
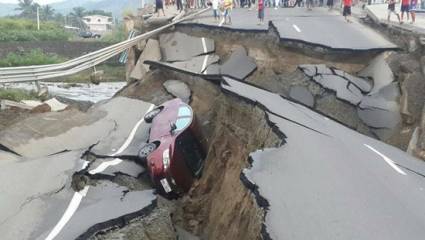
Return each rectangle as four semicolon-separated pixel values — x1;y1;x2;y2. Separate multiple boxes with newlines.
82;15;114;34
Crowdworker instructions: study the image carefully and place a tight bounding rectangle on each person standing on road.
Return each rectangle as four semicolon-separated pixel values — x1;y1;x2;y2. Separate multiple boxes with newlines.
343;0;352;22
409;0;417;24
156;0;166;16
387;0;401;23
212;0;220;21
326;0;334;10
177;0;183;11
306;0;313;10
258;0;265;24
400;0;410;23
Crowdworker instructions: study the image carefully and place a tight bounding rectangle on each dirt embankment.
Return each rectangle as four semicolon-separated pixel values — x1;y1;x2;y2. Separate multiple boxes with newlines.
118;67;282;239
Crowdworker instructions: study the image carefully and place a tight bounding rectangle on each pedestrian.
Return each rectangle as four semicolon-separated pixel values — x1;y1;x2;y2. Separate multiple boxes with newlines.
409;0;417;24
306;0;313;10
212;0;220;21
387;0;401;23
343;0;352;22
326;0;333;10
177;0;183;11
400;0;410;23
223;0;233;24
258;0;265;24
156;0;166;16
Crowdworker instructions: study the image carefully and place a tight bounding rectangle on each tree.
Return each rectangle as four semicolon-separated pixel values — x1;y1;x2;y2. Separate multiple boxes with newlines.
41;5;55;21
85;10;113;17
70;7;86;19
16;0;37;18
68;7;87;29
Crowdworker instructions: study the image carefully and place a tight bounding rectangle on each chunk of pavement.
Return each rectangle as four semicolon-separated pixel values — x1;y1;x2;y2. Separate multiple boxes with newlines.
315;64;334;75
159;32;215;62
357;108;401;129
358;52;394;94
0;150;87;240
130;39;161;80
87;158;145;178
163;80;191;103
208;46;256;80
333;69;373;93
359;83;400;111
44;98;68;112
298;64;317;77
312;74;363;105
144;54;219;76
53;182;156;240
1;99;35;110
289;86;315;107
0;97;153;158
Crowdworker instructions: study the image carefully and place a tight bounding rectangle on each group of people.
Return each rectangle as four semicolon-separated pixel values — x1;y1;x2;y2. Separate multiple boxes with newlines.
387;0;418;24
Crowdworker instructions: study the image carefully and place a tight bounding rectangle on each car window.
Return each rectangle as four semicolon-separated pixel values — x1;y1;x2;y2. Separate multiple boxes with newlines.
178;106;191;117
175;117;191;131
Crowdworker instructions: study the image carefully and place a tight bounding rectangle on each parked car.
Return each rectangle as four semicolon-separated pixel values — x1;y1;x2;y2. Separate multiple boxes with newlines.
138;98;205;197
79;31;101;39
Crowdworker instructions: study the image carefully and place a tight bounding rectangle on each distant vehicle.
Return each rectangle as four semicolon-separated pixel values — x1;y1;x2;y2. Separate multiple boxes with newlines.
138;98;205;197
79;31;101;39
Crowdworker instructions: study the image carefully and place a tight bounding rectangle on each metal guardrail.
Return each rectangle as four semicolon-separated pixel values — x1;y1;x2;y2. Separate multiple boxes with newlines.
0;9;209;83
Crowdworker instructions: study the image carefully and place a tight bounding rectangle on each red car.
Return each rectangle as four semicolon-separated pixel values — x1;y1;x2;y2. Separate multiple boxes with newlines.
138;98;205;197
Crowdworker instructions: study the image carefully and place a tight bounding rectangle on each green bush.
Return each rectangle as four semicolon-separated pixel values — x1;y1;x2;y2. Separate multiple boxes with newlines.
0;18;71;42
0;88;38;102
0;49;66;67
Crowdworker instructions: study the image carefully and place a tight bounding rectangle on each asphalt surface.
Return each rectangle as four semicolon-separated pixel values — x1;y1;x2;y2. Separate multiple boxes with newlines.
180;7;398;50
221;77;425;240
0;97;157;240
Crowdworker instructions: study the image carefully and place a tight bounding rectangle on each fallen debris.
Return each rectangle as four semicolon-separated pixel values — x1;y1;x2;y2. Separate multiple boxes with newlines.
163;80;191;103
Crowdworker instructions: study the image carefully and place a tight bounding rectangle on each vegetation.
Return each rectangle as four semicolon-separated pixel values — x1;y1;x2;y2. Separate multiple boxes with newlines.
0;88;38;102
52;64;126;83
101;24;127;43
0;18;71;42
0;49;65;67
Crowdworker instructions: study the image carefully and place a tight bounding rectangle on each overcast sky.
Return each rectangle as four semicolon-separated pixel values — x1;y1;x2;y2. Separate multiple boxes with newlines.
0;0;64;4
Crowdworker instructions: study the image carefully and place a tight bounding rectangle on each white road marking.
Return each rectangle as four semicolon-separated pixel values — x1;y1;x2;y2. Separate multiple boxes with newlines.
364;144;407;175
45;104;155;240
201;55;209;74
201;37;207;53
292;24;301;33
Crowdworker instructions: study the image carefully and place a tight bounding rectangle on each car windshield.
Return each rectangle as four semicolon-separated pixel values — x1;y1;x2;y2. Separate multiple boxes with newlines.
175;117;191;131
178;106;191;117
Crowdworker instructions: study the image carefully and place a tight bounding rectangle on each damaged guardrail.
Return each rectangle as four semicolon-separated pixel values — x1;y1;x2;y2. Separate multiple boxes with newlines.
0;8;208;83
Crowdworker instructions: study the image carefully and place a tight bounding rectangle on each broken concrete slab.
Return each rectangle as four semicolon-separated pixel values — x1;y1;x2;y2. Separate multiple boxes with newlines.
145;54;220;77
0;150;87;240
87;158;145;178
214;46;257;80
0;97;153;158
159;32;215;62
44;98;68;112
289;86;315;107
130;39;161;81
221;78;425;240
163;80;191;103
45;183;156;240
313;74;363;105
358;52;394;94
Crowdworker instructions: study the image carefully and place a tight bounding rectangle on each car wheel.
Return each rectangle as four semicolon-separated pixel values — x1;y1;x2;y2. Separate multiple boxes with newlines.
138;143;157;161
144;107;161;123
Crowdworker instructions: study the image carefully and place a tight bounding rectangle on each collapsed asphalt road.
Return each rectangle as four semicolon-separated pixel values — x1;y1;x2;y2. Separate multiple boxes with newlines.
221;77;425;239
0;97;160;240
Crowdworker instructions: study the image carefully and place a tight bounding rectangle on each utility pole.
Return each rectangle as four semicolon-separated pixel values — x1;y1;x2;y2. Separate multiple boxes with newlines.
37;6;40;30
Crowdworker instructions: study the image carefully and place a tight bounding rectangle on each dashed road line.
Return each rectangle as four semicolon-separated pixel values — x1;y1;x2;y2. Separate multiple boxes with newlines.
293;24;301;33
